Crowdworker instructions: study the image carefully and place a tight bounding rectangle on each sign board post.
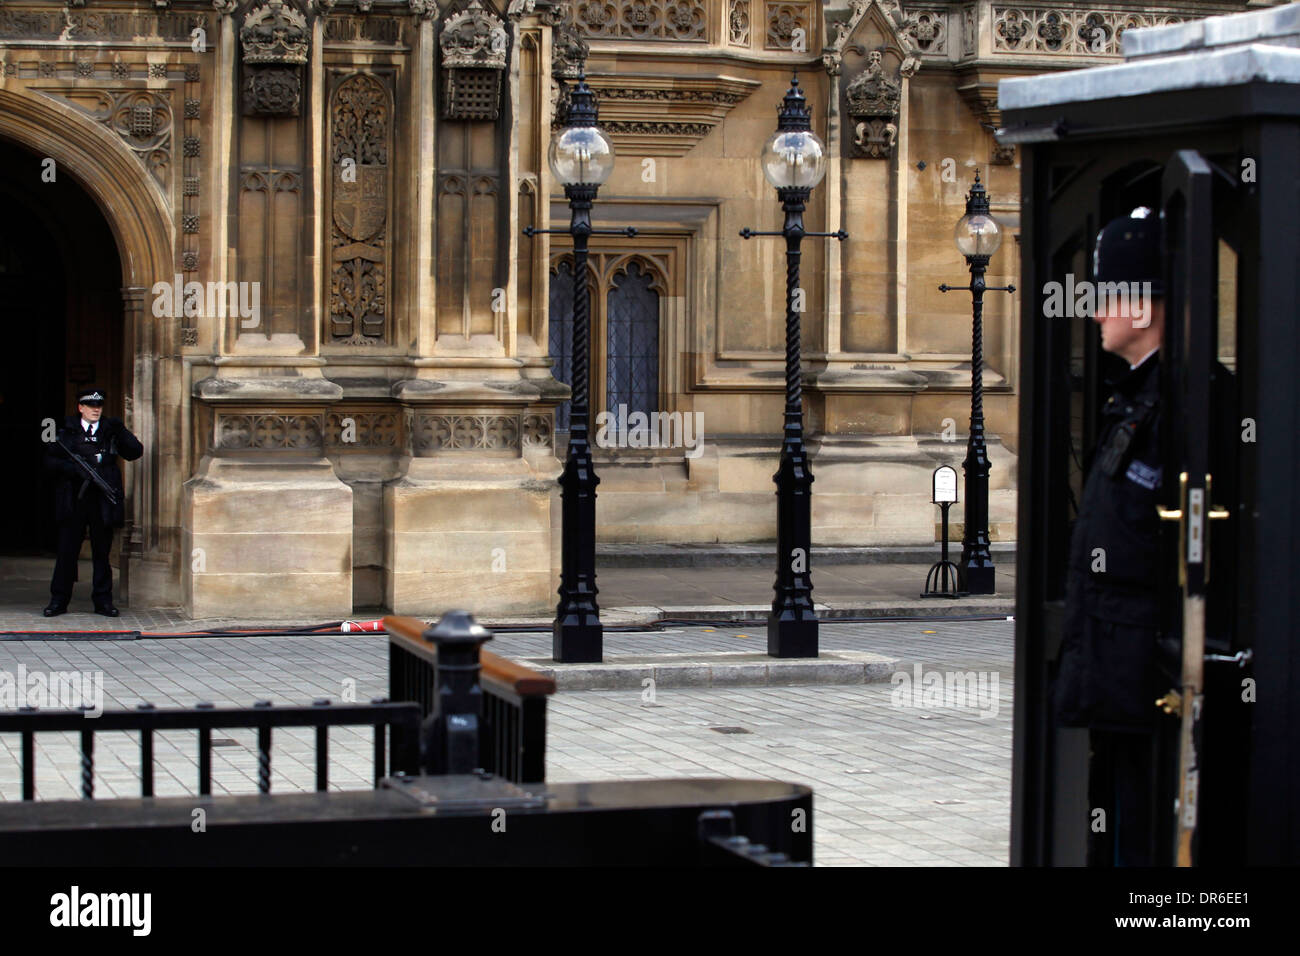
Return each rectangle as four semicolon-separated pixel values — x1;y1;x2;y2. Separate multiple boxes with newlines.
921;465;966;598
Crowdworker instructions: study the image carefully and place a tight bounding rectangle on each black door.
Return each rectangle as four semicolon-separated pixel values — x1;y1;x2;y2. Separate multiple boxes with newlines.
1012;141;1253;866
1158;150;1251;866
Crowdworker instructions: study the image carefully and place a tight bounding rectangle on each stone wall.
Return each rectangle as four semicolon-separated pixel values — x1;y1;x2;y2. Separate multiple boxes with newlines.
0;0;1263;617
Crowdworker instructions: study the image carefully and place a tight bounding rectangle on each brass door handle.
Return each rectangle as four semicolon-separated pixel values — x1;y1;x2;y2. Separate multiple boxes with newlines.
1158;474;1230;586
1156;690;1183;716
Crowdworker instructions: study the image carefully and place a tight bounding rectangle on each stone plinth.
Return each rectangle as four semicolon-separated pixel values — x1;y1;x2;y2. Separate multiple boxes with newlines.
183;456;354;619
385;457;558;618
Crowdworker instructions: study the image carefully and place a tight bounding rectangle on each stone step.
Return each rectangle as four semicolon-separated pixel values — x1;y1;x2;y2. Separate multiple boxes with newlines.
594;543;1017;568
514;649;903;691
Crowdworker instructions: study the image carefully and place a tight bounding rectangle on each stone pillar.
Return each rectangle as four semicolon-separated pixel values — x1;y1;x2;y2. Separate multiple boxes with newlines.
385;402;559;618
183;377;353;619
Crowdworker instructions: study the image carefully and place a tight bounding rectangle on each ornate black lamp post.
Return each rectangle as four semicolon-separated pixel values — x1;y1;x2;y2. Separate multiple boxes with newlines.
740;73;847;658
524;76;635;663
938;172;1014;595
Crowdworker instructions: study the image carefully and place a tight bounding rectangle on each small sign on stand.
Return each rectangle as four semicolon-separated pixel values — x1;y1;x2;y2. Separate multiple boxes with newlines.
921;465;966;598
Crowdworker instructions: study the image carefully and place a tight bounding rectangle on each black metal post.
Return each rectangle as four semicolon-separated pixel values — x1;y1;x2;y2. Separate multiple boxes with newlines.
921;502;963;598
553;182;604;662
739;74;846;658
938;173;1014;595
961;250;995;594
422;610;493;775
769;184;818;658
522;76;635;664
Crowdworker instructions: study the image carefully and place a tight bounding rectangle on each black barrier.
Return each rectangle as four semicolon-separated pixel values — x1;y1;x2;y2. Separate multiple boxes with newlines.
0;700;422;800
0;612;811;866
386;614;553;783
0;776;813;866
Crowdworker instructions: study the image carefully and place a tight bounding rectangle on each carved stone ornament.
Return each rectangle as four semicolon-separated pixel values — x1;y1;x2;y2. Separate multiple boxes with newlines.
441;0;508;120
241;0;310;65
243;67;303;116
240;0;310;116
549;2;588;81
827;0;920;160
506;0;537;20
330;73;391;344
442;0;508;68
544;2;589;125
847;50;900;117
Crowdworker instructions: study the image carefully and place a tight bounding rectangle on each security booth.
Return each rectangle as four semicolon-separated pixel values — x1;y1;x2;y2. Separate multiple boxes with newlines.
999;4;1300;866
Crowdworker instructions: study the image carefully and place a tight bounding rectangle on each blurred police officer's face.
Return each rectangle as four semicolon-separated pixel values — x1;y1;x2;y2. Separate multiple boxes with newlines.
1094;295;1164;366
78;403;103;423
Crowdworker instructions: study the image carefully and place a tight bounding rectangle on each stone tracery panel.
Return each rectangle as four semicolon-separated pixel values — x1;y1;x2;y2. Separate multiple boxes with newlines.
765;1;811;50
414;413;524;451
35;88;174;192
328;72;392;346
216;413;325;451
902;7;946;54
991;6;1186;55
574;0;708;41
728;0;749;45
325;410;401;448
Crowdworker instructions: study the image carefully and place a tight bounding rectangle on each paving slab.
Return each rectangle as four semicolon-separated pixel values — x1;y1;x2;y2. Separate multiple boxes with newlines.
0;619;1013;865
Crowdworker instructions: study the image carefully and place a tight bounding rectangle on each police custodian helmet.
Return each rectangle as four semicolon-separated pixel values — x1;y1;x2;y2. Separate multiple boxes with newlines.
1094;208;1164;295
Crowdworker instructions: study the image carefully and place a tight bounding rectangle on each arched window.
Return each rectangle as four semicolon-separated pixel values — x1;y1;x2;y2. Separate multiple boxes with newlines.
606;260;660;417
547;252;666;435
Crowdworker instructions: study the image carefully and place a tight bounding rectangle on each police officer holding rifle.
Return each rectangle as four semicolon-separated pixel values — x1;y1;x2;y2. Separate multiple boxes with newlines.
43;386;143;617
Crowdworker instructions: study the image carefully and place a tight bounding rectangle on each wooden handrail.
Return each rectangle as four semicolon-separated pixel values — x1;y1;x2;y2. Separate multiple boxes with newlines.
383;615;556;697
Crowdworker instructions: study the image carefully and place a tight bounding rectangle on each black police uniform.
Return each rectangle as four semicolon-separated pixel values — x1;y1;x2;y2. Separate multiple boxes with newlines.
1056;351;1167;866
44;389;143;616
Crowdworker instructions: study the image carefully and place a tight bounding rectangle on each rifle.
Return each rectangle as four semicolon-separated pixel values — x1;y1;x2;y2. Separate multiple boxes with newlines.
54;435;119;507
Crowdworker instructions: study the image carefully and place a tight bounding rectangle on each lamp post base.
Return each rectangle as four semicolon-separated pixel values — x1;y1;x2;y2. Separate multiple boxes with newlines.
553;613;603;663
767;610;819;658
960;561;995;595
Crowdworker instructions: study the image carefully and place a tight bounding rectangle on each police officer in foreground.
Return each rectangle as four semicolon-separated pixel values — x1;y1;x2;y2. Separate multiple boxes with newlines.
43;387;143;617
1056;209;1170;866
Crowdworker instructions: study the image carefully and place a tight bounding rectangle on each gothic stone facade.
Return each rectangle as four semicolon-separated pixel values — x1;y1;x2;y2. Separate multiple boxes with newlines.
0;0;1258;618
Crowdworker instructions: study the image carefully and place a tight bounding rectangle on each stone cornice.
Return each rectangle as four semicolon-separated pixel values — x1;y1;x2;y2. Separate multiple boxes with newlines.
583;72;762;156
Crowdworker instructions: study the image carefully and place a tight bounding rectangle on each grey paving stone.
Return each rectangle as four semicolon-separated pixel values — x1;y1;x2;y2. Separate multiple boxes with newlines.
0;619;1013;865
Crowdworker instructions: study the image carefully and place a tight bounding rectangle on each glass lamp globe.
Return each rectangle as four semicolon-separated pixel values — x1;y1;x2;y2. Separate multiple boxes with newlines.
954;212;1002;257
760;129;827;190
549;125;616;187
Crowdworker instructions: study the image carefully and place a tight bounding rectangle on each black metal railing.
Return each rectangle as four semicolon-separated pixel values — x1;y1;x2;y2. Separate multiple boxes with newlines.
384;614;554;784
0;610;814;865
0;699;421;801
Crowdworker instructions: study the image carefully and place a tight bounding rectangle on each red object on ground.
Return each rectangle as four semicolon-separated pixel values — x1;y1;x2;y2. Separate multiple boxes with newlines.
340;619;386;633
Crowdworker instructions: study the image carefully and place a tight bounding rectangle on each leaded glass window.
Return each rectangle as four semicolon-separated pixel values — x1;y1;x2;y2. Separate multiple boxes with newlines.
547;253;664;436
606;261;660;416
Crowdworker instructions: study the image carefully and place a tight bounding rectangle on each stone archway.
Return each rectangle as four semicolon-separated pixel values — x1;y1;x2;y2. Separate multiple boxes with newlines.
0;89;179;605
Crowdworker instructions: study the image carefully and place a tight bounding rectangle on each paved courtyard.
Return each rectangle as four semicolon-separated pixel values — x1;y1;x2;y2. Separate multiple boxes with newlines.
0;619;1013;866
